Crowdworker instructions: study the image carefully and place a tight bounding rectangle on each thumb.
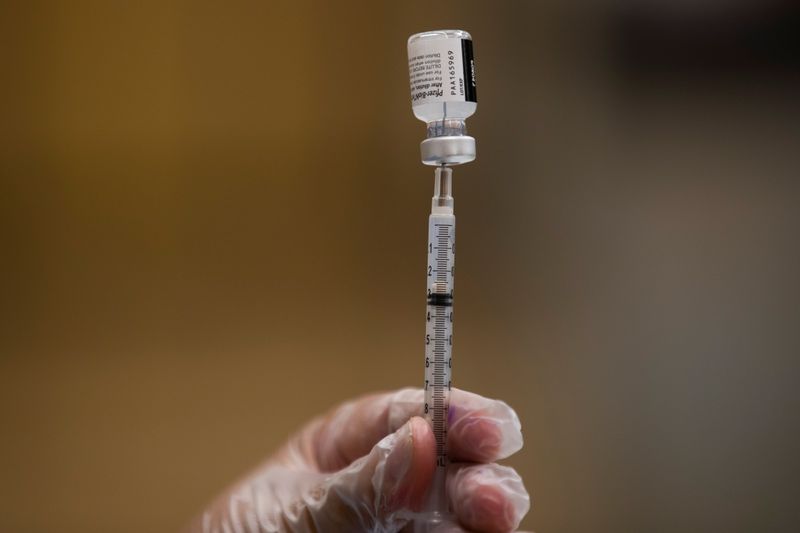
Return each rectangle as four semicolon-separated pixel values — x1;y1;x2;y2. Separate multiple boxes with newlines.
304;416;435;531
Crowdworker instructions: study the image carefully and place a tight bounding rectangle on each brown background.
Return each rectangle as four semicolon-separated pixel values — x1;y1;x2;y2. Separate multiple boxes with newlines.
2;1;799;532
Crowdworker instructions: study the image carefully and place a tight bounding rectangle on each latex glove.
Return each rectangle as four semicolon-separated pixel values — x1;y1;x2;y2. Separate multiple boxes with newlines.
189;388;530;532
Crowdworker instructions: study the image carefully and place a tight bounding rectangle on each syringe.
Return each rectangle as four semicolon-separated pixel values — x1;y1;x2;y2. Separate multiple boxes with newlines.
407;29;478;529
422;165;456;523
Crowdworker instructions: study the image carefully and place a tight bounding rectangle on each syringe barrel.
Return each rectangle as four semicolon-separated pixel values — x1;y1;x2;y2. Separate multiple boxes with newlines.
423;207;455;518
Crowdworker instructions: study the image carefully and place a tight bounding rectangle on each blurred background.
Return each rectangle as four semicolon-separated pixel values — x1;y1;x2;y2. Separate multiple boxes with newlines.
1;1;799;531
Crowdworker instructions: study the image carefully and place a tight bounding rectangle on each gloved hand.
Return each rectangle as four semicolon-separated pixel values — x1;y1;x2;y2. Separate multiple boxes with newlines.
190;388;530;532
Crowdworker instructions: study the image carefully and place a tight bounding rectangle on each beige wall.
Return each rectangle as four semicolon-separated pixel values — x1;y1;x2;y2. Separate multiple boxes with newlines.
2;1;799;531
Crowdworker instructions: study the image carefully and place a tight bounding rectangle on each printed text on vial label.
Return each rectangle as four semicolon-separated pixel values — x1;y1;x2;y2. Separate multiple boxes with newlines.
409;48;465;103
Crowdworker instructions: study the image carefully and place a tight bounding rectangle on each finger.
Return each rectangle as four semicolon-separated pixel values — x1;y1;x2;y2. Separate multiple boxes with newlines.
447;463;530;533
400;520;535;533
445;390;523;463
189;419;435;533
386;388;523;462
299;416;436;531
296;389;416;471
291;388;523;471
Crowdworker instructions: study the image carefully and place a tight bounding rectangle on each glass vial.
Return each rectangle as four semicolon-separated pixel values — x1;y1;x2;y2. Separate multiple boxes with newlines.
408;29;477;138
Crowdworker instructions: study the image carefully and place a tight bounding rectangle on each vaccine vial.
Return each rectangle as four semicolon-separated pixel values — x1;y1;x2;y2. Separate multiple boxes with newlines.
408;30;478;166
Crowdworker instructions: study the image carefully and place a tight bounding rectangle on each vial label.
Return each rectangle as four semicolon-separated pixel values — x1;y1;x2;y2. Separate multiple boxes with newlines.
408;38;477;107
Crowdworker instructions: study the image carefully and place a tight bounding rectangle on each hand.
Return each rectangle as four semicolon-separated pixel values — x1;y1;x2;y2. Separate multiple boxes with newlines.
190;388;530;532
